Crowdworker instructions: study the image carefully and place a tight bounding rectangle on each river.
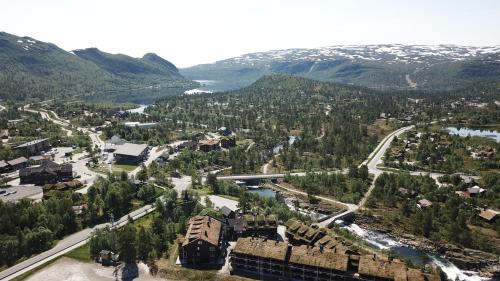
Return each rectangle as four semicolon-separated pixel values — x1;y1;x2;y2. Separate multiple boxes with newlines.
337;221;491;281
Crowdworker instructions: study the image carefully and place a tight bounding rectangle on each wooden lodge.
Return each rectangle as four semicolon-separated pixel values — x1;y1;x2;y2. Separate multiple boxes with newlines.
229;237;441;281
178;216;222;265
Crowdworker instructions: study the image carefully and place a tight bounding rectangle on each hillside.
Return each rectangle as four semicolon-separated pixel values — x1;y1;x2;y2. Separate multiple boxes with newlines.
181;44;500;91
0;31;196;103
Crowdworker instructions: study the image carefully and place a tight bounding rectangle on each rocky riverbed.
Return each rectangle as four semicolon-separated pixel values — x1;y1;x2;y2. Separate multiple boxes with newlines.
354;214;500;278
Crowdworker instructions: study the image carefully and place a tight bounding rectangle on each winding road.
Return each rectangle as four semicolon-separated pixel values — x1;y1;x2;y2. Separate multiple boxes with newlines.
0;108;473;280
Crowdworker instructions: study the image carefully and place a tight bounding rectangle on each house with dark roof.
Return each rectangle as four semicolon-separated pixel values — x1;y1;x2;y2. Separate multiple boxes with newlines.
113;143;148;164
198;139;220;152
19;160;72;185
29;155;51;165
221;206;235;219
15;138;50;156
7;157;28;171
230;237;441;281
218;127;232;136
285;218;327;246
417;199;433;208
220;137;236;148
178;216;222;265
0;160;9;173
478;208;499;223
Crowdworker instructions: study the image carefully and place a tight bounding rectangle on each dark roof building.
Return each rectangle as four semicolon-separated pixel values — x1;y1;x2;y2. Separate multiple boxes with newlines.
113;143;148;164
285;218;327;246
220;137;236;149
230;237;441;281
179;216;222;265
15;138;50;156
0;160;9;173
221;206;235;219
198;139;220;152
478;208;499;223
19;160;72;185
7;157;28;170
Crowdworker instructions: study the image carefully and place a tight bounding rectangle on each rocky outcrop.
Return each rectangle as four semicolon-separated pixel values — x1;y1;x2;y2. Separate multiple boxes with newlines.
354;214;500;275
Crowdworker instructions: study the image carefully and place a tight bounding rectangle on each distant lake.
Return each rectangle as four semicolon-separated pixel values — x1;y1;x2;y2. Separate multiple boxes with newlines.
446;127;500;142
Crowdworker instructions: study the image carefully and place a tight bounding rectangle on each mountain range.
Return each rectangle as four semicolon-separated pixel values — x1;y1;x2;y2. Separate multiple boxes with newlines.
0;31;196;102
181;44;500;92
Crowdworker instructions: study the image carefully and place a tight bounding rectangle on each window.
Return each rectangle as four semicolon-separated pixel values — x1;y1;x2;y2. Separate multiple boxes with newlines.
209;247;215;251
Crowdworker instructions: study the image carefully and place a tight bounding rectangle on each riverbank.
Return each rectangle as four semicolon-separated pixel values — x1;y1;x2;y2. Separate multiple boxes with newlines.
354;214;499;279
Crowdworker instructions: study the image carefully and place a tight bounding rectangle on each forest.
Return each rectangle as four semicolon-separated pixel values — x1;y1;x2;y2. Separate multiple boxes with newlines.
367;172;500;254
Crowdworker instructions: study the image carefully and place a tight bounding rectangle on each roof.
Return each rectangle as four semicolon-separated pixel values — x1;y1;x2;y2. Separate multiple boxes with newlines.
0;160;7;168
288;245;349;272
182;216;221;247
358;255;408;281
418;199;432;207
467;186;485;194
199;139;220;146
15;138;49;148
7;157;28;166
221;206;234;217
479;209;499;221
232;237;288;261
29;155;49;161
19;160;71;177
114;143;148;157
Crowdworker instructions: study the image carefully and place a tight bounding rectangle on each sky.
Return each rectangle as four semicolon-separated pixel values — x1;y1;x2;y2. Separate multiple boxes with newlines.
1;0;499;67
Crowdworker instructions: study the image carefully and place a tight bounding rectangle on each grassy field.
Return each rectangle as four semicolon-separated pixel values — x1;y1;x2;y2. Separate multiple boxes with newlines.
112;164;138;173
63;243;92;263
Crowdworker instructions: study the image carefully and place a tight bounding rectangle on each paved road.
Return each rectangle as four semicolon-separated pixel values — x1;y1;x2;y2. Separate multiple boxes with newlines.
0;108;191;280
315;125;414;228
0;197;162;281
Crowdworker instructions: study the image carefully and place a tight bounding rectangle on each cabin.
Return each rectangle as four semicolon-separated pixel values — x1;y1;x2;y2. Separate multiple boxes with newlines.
113;143;148;164
417;199;433;208
29;155;51;165
478;208;499;224
285;219;327;246
19;160;73;185
198;139;220;152
220;137;236;148
467;186;486;197
179;216;222;265
7;157;28;171
221;206;235;219
218;126;232;136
